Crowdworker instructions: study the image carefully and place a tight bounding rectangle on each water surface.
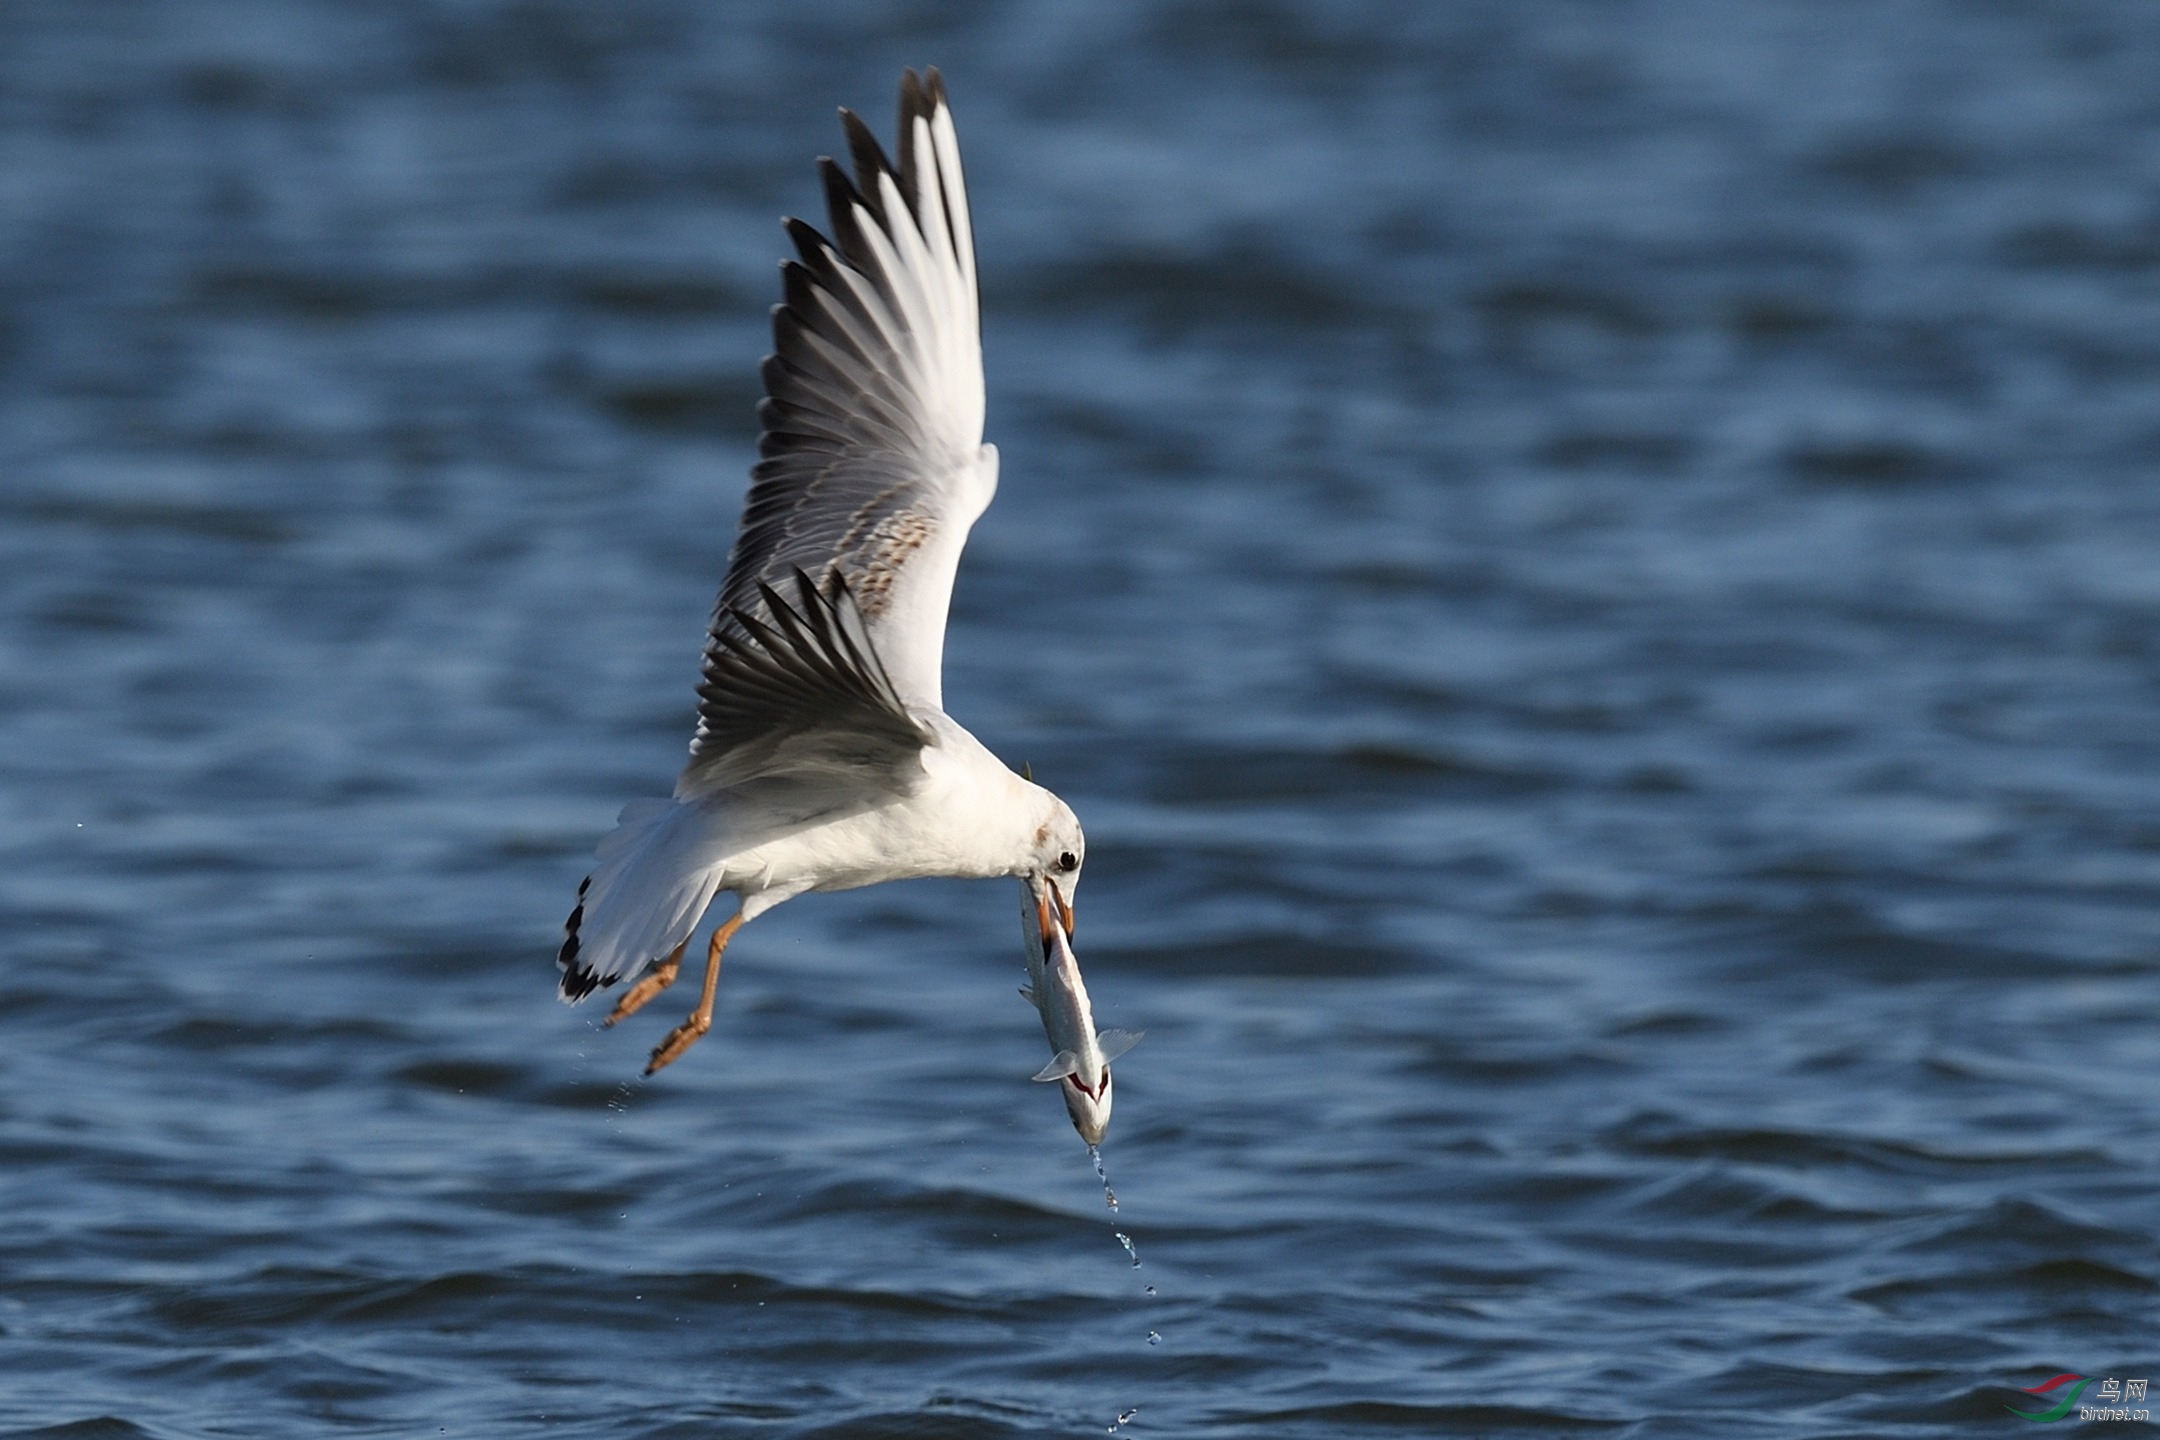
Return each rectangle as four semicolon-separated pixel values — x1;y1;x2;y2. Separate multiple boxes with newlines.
5;2;2160;1435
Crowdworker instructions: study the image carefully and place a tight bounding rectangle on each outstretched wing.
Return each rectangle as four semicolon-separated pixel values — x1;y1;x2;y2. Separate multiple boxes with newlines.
683;67;994;796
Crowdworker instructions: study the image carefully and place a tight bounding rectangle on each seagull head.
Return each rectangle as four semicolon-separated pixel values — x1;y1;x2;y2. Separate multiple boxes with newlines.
1021;791;1085;933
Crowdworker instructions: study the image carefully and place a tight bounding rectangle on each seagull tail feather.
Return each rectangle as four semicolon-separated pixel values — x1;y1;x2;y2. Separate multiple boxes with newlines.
558;798;725;1003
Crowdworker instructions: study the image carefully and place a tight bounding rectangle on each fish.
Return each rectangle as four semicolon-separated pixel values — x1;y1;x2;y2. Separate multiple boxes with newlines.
1020;877;1140;1146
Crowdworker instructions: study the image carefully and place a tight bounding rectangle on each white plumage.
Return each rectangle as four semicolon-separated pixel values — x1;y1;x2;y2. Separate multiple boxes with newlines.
557;69;1090;1081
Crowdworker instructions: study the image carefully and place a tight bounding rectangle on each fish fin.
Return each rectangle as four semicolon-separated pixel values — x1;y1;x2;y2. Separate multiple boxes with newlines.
1097;1029;1144;1063
1031;1050;1081;1083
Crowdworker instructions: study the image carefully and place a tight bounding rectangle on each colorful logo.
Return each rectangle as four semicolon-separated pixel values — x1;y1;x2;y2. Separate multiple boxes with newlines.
2004;1373;2150;1422
2005;1374;2095;1422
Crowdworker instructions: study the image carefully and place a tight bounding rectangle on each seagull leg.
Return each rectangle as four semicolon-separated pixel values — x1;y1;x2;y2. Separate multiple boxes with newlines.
603;939;687;1028
646;911;745;1076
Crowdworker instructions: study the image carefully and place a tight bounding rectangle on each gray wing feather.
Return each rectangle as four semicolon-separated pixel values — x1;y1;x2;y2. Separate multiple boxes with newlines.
689;568;931;792
684;68;990;792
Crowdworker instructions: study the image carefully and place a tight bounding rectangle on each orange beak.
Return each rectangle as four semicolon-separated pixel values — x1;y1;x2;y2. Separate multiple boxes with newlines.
1053;880;1075;941
1036;880;1075;952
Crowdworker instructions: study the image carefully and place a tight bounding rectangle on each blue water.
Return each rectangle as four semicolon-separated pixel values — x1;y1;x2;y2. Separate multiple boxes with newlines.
7;2;2160;1435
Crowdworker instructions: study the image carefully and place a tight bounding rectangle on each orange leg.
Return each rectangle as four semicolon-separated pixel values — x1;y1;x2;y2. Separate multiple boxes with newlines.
603;938;687;1028
645;912;745;1076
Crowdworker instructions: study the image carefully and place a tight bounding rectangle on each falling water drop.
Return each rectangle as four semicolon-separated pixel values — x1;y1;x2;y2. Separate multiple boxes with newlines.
1107;1406;1141;1431
1087;1144;1118;1210
1087;1146;1155;1355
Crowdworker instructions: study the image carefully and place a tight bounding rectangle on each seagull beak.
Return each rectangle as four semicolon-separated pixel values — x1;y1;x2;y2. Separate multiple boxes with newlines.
1054;881;1076;943
1033;877;1075;955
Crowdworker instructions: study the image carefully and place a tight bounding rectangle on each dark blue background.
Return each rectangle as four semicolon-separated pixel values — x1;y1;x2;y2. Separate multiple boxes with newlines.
5;2;2160;1435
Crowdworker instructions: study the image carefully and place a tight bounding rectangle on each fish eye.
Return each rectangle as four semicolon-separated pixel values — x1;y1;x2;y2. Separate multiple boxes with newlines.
1058;851;1079;872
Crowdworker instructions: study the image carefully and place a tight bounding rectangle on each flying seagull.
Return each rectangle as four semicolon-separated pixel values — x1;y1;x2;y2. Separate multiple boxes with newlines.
559;69;1096;1100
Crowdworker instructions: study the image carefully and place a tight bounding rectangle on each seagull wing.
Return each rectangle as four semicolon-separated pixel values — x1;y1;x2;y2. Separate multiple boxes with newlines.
682;68;993;798
689;567;932;793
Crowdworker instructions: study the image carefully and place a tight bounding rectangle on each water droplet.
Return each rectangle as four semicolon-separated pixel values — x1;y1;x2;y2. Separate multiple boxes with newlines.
1088;1144;1120;1211
1115;1231;1141;1267
1144;1284;1156;1296
1146;1330;1162;1346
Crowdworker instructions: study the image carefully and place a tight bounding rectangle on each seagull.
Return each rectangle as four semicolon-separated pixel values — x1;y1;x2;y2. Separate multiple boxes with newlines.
558;68;1088;1084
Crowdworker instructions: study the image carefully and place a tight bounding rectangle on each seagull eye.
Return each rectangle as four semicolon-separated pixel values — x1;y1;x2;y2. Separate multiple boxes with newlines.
1058;851;1079;872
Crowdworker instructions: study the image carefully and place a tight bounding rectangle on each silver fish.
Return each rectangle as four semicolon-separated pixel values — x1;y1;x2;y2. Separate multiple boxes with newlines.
1020;877;1140;1146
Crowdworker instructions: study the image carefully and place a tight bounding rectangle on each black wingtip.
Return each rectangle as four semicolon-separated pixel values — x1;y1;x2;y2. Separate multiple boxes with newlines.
818;157;875;265
778;258;813;312
899;68;947;125
782;216;832;267
896;69;934;205
839;107;895;223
